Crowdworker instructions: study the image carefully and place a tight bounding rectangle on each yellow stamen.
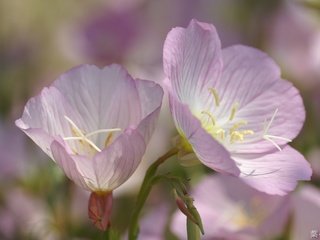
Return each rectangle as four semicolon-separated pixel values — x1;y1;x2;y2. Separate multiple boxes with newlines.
216;129;226;140
230;131;244;143
229;102;239;121
201;110;216;126
209;88;220;107
104;133;113;147
230;120;248;133
241;130;254;135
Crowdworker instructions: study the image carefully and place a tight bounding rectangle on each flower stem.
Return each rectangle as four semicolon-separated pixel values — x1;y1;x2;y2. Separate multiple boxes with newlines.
187;217;201;240
128;147;178;240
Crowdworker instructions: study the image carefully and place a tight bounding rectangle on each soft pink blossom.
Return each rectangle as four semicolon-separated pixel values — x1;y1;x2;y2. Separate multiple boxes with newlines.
164;19;311;195
171;174;290;240
266;1;320;89
16;64;163;193
291;185;320;240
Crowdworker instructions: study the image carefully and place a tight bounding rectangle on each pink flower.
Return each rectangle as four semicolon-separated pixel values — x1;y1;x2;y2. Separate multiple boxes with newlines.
164;19;311;195
16;64;163;193
291;185;320;240
171;174;290;240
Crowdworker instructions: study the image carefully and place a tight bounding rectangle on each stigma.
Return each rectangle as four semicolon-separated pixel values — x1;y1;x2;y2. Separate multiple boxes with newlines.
63;116;121;154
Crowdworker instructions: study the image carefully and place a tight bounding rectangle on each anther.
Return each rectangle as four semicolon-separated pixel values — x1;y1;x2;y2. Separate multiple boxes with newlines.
201;111;216;126
229;102;239;121
230;120;248;133
209;88;220;107
104;133;113;147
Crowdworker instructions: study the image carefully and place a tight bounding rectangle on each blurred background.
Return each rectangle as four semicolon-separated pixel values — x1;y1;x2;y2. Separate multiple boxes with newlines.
0;0;319;239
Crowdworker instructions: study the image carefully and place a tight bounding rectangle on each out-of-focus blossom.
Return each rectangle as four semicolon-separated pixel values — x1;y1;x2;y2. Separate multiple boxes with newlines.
266;1;320;89
291;184;320;240
134;204;169;240
75;10;141;65
0;189;57;239
16;64;163;193
164;19;311;195
0;121;26;181
171;175;290;240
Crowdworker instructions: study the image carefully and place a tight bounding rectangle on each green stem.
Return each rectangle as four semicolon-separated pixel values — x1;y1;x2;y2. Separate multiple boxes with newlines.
128;147;178;240
187;217;201;240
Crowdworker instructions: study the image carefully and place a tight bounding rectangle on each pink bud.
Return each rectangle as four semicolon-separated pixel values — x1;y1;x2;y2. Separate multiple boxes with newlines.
88;191;113;231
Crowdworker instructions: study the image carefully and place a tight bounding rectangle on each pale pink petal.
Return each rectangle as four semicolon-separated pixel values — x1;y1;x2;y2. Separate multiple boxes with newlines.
15;87;79;159
170;94;240;175
217;45;305;153
291;185;320;240
234;146;312;195
53;64;142;146
91;128;146;191
134;79;164;142
163;19;222;108
50;140;90;190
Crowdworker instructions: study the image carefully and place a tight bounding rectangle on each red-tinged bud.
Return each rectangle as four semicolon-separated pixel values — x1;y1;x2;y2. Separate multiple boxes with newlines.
88;191;113;231
175;196;197;224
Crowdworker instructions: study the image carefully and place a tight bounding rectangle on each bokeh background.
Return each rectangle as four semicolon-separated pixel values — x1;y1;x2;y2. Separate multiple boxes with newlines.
0;0;319;239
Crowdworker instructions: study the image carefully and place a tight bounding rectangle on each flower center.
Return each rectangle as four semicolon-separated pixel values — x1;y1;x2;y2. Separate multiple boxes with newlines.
229;197;266;229
63;116;121;154
197;88;292;151
199;88;254;146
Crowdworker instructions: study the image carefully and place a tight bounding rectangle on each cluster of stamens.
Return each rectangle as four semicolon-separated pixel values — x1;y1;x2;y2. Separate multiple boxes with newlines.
200;88;254;145
200;88;292;151
63;116;121;154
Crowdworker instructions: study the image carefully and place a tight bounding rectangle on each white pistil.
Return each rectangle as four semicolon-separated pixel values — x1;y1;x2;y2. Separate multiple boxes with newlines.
209;88;220;107
85;128;121;138
64;116;101;152
263;108;292;151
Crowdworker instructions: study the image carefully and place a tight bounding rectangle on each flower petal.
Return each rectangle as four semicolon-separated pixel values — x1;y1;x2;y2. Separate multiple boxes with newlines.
50;140;90;190
169;94;240;175
52;64;142;146
217;45;305;153
91;128;146;191
15;87;79;159
134;79;164;142
234;146;312;195
163;19;222;109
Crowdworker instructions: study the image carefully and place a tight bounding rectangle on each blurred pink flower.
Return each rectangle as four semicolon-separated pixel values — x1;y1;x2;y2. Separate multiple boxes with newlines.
135;204;169;240
0;189;56;239
171;174;290;240
78;9;141;64
291;184;320;240
0;121;26;181
266;1;320;89
164;19;311;195
16;64;163;193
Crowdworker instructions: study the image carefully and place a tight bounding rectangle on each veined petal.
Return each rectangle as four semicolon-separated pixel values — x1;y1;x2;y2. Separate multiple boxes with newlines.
169;94;240;175
15;87;79;159
91;128;146;191
52;64;142;147
217;46;305;153
134;79;164;142
164;19;222;109
50;140;90;190
234;146;312;195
